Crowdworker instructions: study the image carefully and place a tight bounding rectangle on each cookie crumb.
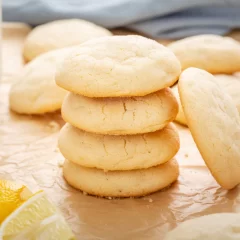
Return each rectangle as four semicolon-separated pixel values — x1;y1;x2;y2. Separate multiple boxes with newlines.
148;198;153;203
48;121;60;131
58;158;65;167
54;148;60;153
108;196;112;200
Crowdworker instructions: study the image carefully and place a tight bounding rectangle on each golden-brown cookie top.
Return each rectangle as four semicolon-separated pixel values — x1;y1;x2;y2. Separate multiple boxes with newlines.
56;35;181;97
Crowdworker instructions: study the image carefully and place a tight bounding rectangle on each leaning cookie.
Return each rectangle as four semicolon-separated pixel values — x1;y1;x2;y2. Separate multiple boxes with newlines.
173;74;240;126
61;88;178;135
164;213;240;240
56;35;181;97
169;35;240;74
58;123;180;171
178;67;240;189
9;48;73;114
171;84;187;126
23;19;112;62
214;74;240;113
63;158;179;197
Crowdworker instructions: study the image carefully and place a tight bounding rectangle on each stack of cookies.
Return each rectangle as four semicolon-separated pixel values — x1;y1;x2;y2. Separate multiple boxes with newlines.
56;35;181;197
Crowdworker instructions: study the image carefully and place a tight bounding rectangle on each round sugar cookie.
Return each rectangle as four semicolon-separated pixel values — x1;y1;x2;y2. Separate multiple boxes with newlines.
63;158;179;197
171;85;187;126
23;19;112;61
168;35;240;74
58;123;180;171
164;213;240;240
61;88;178;135
9;48;73;114
56;35;181;97
178;67;240;189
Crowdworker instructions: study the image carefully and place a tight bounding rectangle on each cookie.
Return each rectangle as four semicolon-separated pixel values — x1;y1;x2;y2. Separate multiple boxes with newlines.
58;123;180;171
9;48;73;114
178;67;240;189
169;35;240;74
214;74;240;113
61;88;178;135
172;74;240;126
164;213;240;240
171;84;187;126
56;35;181;97
63;158;179;197
23;19;112;61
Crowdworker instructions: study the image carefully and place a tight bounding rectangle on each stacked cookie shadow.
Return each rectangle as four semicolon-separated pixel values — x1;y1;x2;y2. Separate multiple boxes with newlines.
56;35;181;197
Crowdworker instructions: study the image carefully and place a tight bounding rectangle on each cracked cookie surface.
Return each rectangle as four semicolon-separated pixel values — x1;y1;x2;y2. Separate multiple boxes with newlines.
61;88;178;135
179;67;240;189
58;123;179;171
56;35;181;97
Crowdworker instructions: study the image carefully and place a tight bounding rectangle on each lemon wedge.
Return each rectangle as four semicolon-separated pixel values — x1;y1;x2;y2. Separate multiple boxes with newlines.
0;191;75;240
0;180;32;223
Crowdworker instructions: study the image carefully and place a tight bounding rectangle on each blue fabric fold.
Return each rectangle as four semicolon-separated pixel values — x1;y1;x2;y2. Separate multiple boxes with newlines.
2;0;240;39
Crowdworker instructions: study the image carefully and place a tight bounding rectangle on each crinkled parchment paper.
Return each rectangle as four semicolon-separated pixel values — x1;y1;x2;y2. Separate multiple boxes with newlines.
1;23;240;240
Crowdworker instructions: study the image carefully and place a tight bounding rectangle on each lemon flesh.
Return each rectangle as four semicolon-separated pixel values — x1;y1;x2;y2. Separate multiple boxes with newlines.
0;180;32;223
0;191;75;240
4;214;75;240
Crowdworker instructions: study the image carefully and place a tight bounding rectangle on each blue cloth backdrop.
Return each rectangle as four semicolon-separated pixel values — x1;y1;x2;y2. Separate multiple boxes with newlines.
2;0;240;39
